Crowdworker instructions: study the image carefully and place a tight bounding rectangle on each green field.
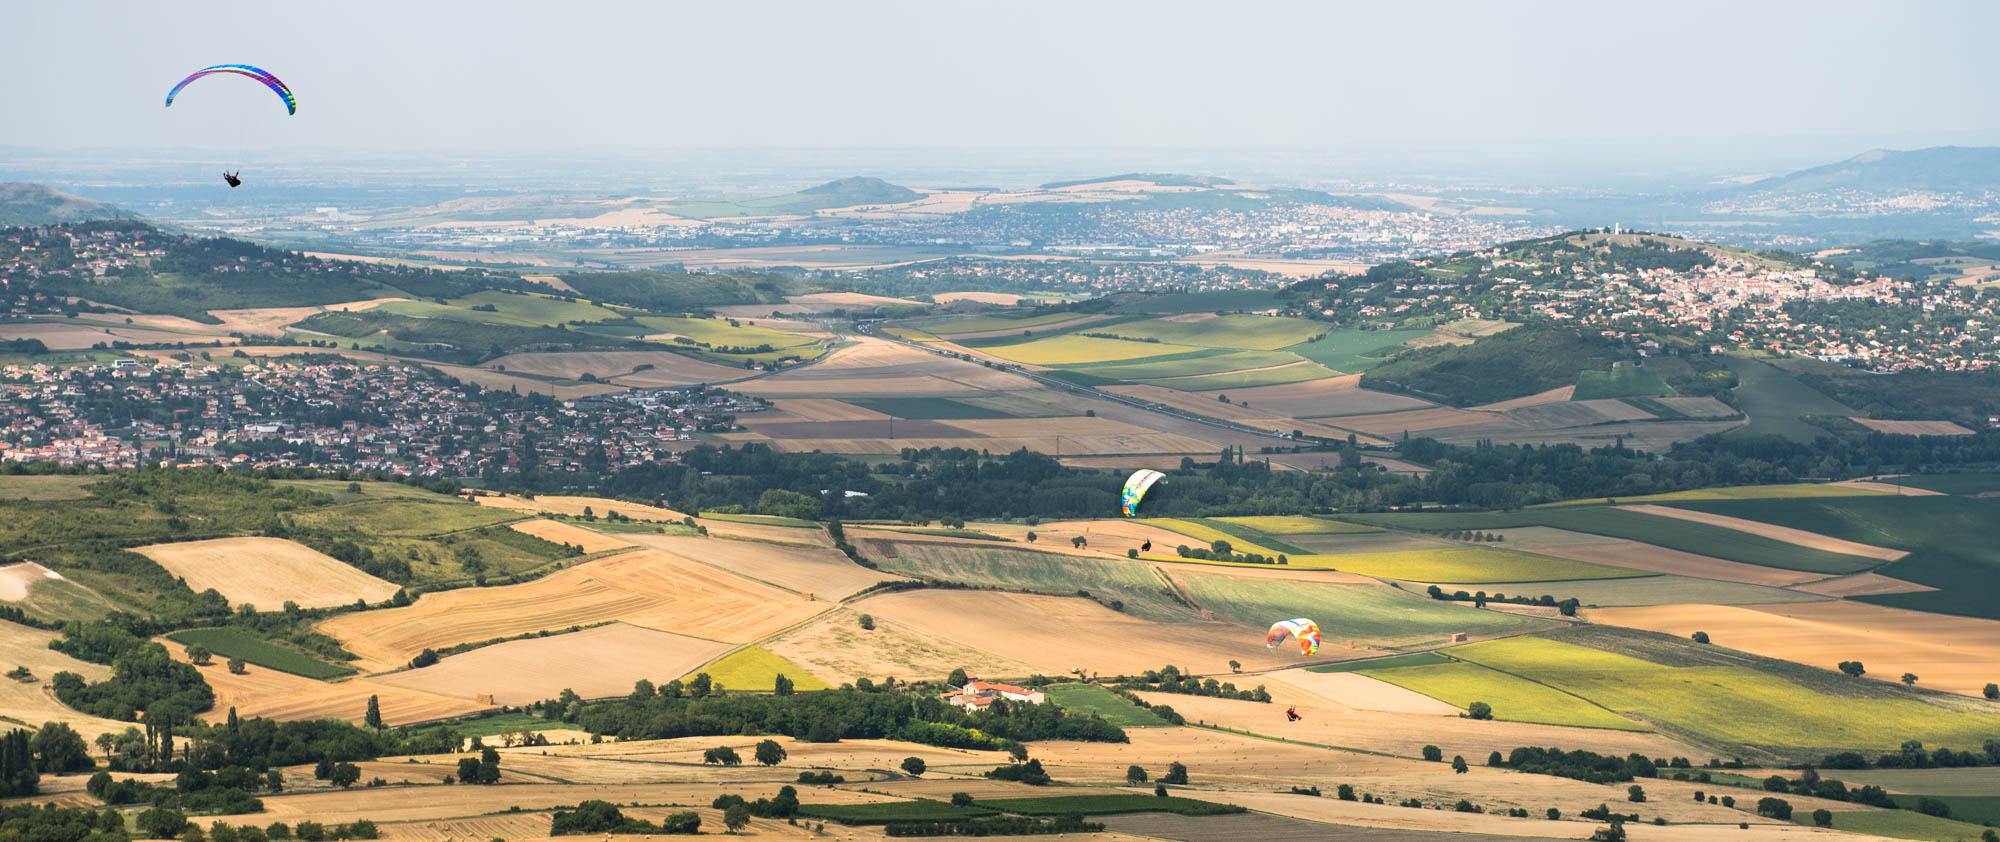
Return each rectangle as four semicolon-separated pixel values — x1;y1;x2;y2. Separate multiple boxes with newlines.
1139;361;1341;391
1358;660;1647;731
1292;546;1650;584
976;795;1243;816
1210;516;1382;536
1042;684;1171;727
1665;496;2000;620
871;543;1191;622
632;315;818;350
1545;482;1888;505
1058;349;1306;381
1890;796;2000;826
1448;637;2000;754
165;627;356;680
1284;328;1431;373
1802;810;1996;841
847;397;1016;419
0;475;95;500
1096;315;1328;351
922;311;1093;335
1341;506;1881;575
402;712;548;741
377;290;625;328
977;333;1197;365
1173;571;1554;651
797;801;996;825
1306;652;1452;673
1142;519;1286;556
288;499;524;536
691;646;830;692
1890;473;2000;496
1185;519;1314;555
1573;361;1675;400
1724;355;1854;442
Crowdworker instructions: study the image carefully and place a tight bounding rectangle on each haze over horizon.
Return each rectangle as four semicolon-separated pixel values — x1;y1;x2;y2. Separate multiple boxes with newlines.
6;0;2000;182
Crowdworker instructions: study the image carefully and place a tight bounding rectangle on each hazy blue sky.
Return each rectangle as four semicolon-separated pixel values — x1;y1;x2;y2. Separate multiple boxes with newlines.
5;0;1998;158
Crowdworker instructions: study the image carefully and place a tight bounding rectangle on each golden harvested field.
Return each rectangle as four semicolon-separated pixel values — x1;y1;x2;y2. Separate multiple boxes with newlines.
1130;685;1699;771
317;549;827;671
931;291;1033;305
1584;601;2000;697
1260;668;1461;715
1849;417;1975;436
627;533;898;600
763;430;1219;456
764;607;1040;688
770;398;890;421
1320;406;1503;435
693;517;835;546
482;350;748;384
0;620;130;738
1472;386;1576;411
735;337;1029;396
968;519;1210;560
0;321;235;350
474;493;686;522
253;777;889;827
372;622;735;705
1199;374;1433;418
1616;504;1907;561
1526;540;1825;586
1789;572;1935;596
158;638;486;726
506;519;635;553
855;589;1294;675
135;537;401;609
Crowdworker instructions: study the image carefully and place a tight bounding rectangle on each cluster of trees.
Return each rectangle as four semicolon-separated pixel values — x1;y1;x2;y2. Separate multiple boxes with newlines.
711;786;800;823
1425;585;1580;615
1116;666;1270;703
1820;739;2000;770
88;766;270;813
137;814;378;842
983;758;1053;785
549;800;699;836
0;802;127;842
0;730;37;797
451;747;501;785
1756;768;1896;808
1496;747;1661;784
1171;541;1286;565
572;688;1127;748
51;640;213;725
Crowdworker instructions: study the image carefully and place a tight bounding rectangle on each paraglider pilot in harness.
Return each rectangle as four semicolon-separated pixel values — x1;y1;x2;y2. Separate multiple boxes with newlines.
222;171;242;188
1286;706;1301;722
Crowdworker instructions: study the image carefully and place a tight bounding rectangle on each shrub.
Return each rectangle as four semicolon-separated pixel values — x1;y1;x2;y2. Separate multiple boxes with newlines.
1422;745;1442;762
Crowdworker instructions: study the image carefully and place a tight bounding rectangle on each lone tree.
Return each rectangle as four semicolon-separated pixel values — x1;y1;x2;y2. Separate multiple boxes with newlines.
1162;761;1188;785
1985;683;1998;700
1126;765;1148;784
947;668;969;686
1228;660;1241;673
1627;785;1646;803
754;740;787;767
364;695;383;729
901;757;926;777
950;792;973;807
1422;745;1443;762
1451;756;1469;774
1466;701;1493;721
186;646;213;666
858;614;875;631
1072;536;1087;549
773;673;794;696
227;658;247;675
329;763;361;789
1692;631;1710;644
722;802;750;833
1902;672;1920;686
1838;660;1866;678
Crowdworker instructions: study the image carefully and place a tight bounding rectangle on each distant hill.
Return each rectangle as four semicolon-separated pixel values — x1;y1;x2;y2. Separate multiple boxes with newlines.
1039;173;1236;190
796;176;921;204
0;183;133;226
1360;325;1637;406
1743;146;2000;195
667;176;921;219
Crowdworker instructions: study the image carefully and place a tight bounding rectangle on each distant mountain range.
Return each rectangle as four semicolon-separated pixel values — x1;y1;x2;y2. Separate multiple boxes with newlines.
1741;146;2000;195
0;183;133;226
1039;173;1236;190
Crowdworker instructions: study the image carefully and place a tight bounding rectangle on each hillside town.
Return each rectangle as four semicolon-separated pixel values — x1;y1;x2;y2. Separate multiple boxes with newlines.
0;355;755;473
1312;242;2000;372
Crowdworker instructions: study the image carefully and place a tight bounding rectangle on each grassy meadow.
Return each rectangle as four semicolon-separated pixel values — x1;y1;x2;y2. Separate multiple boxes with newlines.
1175;572;1553;650
166;627;357;680
1358;659;1647;731
692;645;830;692
1042;683;1172;727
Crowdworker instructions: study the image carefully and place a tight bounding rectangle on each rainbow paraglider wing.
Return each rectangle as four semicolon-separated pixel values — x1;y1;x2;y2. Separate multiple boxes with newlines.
1266;618;1321;656
166;64;296;115
1121;469;1164;517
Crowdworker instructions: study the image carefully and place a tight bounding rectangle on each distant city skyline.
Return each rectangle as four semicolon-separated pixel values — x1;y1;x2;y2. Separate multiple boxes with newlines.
4;0;1998;175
